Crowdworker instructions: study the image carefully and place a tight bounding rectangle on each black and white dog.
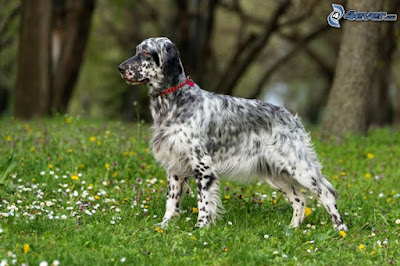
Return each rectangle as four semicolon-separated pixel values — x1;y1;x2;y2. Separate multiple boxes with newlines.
118;37;347;231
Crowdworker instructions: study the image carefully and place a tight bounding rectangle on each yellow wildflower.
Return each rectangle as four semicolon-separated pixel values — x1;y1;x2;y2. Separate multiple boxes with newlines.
338;159;344;163
71;175;79;181
67;148;72;154
333;175;339;179
190;235;196;240
370;251;376;256
305;207;312;217
97;140;101;146
123;151;128;156
23;244;30;254
30;147;35;152
6;136;11;142
94;195;100;200
129;151;136;156
79;164;85;169
89;136;96;142
364;173;372;178
358;244;365;250
192;207;198;213
225;195;230;200
339;230;347;238
105;163;110;170
112;171;118;177
367;153;374;159
65;117;72;124
48;164;53;169
341;171;346;176
145;148;150;153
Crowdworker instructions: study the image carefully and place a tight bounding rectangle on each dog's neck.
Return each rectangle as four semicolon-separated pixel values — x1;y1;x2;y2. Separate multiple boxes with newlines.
148;73;189;123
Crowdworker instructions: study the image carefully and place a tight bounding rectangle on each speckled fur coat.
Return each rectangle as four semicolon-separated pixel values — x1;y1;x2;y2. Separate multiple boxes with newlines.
118;37;347;231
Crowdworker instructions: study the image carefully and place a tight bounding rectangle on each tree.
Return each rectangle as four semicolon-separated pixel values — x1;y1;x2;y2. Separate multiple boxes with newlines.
322;0;383;139
51;0;96;113
14;0;95;118
15;0;52;118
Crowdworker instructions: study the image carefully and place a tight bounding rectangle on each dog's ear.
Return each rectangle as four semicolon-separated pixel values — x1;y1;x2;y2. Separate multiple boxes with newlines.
150;51;160;67
162;42;183;86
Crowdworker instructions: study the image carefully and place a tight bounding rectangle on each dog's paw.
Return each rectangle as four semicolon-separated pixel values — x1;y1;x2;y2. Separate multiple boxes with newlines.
157;219;170;229
194;221;209;228
334;223;348;232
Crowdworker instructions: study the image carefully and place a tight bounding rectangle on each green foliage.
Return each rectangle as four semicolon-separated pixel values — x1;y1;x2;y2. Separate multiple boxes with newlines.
0;118;399;265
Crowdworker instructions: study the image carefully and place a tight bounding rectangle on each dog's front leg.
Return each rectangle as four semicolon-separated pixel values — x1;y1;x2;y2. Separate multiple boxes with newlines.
159;172;185;227
191;154;224;227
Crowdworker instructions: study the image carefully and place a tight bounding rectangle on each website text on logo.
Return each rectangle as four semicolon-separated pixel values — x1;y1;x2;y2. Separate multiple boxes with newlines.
327;3;397;28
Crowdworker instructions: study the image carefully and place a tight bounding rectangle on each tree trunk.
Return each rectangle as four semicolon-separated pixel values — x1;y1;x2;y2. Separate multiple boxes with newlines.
322;0;382;140
51;0;95;113
15;0;52;118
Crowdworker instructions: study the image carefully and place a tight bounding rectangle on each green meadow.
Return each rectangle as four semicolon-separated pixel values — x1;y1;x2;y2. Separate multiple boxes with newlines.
1;118;399;265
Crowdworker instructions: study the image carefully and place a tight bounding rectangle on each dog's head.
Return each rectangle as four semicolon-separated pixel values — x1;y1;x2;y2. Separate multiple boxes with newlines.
118;37;185;88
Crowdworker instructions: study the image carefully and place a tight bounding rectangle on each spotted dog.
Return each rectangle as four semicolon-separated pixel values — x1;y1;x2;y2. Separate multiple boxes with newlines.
118;37;348;231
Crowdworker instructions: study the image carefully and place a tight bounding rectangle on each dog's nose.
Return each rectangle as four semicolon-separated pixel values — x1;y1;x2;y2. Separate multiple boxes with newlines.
118;65;124;74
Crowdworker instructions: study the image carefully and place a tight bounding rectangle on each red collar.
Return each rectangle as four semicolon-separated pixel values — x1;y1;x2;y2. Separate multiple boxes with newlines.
158;78;194;96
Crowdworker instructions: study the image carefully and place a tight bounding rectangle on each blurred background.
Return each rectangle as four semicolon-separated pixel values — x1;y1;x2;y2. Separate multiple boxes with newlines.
0;0;399;138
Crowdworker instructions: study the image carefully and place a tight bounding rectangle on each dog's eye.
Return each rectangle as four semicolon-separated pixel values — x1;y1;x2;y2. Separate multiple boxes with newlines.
142;50;150;56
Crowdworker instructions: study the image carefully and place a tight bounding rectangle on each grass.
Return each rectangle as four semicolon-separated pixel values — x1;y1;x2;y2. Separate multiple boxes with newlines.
0;117;400;265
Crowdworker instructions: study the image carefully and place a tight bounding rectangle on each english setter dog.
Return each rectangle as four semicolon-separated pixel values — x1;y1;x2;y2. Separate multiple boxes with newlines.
118;37;347;231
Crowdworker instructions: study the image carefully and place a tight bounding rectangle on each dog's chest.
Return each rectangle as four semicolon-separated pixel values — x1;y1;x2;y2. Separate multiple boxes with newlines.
151;124;193;174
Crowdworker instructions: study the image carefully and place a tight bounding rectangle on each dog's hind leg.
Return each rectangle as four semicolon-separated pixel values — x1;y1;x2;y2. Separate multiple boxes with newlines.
159;172;187;227
264;177;306;228
291;162;348;231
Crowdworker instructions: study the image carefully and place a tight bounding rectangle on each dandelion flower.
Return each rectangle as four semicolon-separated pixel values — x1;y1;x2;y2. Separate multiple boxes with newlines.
6;136;11;142
221;246;228;252
105;163;110;170
339;230;347;238
67;149;72;154
358;244;364;250
192;207;198;213
30;147;35;152
367;153;374;159
305;207;312;217
23;244;30;254
71;175;79;181
224;195;230;200
89;136;96;142
65;117;72;124
364;173;371;178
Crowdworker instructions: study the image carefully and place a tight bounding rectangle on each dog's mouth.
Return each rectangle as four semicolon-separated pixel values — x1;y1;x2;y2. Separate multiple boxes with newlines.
122;76;150;86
